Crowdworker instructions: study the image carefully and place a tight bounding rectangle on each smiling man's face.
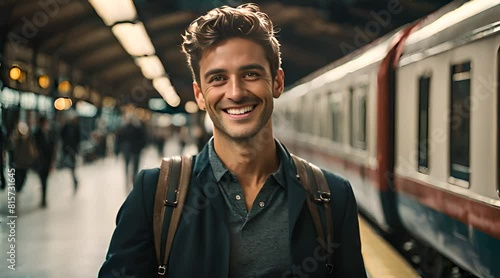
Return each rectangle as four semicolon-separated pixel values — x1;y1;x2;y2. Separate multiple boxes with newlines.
193;37;284;142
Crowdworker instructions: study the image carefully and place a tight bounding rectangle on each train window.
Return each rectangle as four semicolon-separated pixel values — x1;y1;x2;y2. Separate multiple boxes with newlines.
312;93;323;137
350;85;367;150
306;96;313;135
302;95;314;135
329;92;344;143
449;62;471;184
299;95;307;133
294;102;301;132
418;75;431;173
318;93;330;139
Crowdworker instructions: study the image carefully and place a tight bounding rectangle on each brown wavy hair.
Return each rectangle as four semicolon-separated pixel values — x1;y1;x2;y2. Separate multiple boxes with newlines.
182;3;281;84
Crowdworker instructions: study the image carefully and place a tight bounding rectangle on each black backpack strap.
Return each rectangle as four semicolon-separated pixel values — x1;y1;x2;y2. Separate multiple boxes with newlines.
153;155;192;277
291;154;334;274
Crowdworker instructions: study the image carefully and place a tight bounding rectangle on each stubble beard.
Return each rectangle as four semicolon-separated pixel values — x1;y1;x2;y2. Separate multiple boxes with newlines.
211;107;273;145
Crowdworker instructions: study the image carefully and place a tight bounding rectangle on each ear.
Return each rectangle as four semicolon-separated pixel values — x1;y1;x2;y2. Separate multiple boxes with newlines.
193;82;206;110
273;68;285;98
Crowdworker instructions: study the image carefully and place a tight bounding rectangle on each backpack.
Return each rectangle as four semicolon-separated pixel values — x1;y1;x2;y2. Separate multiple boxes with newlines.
153;154;334;277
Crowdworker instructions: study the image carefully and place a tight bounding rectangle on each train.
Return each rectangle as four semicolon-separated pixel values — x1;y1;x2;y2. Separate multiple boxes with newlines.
273;1;500;277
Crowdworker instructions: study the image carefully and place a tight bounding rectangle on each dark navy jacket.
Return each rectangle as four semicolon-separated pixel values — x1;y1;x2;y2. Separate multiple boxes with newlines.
99;142;366;277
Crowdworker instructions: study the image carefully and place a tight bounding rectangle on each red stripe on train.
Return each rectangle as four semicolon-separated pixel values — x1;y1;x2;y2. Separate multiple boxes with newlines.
394;175;500;239
284;140;500;239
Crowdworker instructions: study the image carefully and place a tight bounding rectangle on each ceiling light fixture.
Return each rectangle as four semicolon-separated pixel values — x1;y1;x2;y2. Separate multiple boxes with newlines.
134;56;166;79
58;80;72;94
88;0;137;26
153;77;180;107
112;22;155;56
9;66;22;81
38;75;51;89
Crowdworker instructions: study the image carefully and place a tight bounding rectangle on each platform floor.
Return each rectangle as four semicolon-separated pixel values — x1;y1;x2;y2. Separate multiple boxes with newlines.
0;137;418;278
359;216;420;278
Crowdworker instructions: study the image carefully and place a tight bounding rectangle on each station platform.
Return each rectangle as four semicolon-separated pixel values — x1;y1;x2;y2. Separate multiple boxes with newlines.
360;216;420;278
0;137;418;278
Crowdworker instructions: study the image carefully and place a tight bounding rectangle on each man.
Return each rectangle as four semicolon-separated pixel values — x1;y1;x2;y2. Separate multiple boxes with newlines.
34;116;55;208
115;114;147;187
99;4;366;277
60;112;81;192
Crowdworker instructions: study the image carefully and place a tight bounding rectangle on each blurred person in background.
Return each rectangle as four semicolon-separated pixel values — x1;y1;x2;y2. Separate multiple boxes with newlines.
178;125;189;154
94;118;109;159
60;112;81;193
0;124;7;190
8;122;37;193
34;116;56;208
115;114;147;187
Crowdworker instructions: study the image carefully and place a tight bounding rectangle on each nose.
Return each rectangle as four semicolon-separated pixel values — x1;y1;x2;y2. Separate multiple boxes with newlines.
228;77;248;101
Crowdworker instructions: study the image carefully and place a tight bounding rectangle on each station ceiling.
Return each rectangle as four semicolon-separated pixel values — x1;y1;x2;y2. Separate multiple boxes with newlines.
0;0;453;109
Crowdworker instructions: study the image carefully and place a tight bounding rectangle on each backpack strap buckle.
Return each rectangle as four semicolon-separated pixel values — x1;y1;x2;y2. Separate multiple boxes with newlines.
163;190;178;207
311;191;331;204
158;264;167;275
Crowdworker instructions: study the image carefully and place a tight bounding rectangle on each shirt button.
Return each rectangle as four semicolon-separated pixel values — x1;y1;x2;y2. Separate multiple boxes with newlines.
235;195;241;200
259;201;265;208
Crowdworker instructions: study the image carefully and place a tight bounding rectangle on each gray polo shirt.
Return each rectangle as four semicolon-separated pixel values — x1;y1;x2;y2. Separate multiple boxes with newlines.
208;140;290;277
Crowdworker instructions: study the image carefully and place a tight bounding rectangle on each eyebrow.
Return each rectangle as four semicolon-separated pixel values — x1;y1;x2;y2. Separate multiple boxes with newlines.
239;64;266;72
203;64;267;80
204;68;226;80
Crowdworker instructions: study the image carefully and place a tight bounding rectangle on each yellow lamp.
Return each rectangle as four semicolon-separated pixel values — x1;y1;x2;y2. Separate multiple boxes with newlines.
54;97;72;110
9;66;22;81
38;75;50;89
58;80;72;94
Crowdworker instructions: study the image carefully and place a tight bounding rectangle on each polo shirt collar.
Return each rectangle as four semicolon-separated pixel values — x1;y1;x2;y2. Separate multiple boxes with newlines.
207;138;286;189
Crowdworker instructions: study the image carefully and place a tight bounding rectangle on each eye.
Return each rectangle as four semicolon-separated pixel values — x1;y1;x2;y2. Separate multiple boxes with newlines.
244;72;260;79
209;75;227;83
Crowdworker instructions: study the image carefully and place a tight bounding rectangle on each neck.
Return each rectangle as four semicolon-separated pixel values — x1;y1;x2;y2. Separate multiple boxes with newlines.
213;126;279;188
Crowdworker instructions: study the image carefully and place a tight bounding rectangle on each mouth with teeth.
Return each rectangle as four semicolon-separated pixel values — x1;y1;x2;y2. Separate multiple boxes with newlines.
224;105;256;115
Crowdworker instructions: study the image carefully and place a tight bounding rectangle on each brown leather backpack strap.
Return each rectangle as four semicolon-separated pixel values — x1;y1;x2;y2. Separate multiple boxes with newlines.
291;155;326;247
153;156;192;277
153;158;173;263
291;154;334;274
162;155;192;273
309;162;334;274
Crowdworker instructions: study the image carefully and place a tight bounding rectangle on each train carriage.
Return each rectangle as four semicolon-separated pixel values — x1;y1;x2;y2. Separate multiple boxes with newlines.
275;33;397;229
274;1;500;276
394;1;500;277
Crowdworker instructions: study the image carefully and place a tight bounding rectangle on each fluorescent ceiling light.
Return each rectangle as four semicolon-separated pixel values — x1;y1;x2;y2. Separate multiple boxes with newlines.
407;0;499;44
166;94;180;108
153;76;179;106
112;22;155;56
89;0;137;26
135;56;166;79
153;76;173;92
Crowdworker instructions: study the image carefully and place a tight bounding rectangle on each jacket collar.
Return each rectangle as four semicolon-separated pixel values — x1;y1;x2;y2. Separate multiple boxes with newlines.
192;142;227;219
275;140;308;238
192;138;307;238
